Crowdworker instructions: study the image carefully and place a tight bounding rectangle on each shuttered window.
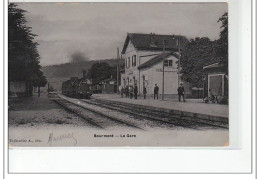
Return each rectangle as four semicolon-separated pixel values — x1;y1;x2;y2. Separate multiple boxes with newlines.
164;60;173;67
132;55;136;67
128;57;131;68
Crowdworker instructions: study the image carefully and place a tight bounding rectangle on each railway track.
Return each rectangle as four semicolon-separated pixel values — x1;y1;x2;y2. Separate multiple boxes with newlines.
52;93;227;130
55;95;185;130
81;98;228;130
52;98;144;130
53;99;104;129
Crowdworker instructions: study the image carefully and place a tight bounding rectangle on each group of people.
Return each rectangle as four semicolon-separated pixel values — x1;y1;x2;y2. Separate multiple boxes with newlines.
119;83;186;102
119;84;139;99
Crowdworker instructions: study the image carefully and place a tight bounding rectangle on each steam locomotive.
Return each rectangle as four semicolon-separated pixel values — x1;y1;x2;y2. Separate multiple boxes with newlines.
61;76;92;99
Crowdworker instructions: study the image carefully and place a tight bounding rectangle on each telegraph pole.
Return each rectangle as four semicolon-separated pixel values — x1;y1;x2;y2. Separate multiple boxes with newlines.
162;38;165;100
117;47;120;94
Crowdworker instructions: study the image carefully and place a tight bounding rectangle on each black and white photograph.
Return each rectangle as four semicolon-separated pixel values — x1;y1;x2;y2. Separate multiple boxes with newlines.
8;2;229;147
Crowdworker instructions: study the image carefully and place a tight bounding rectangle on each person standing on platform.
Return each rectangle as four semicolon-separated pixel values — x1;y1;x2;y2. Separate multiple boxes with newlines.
121;87;124;98
177;83;185;102
129;86;133;99
134;84;138;99
143;86;147;99
154;84;159;100
125;86;129;98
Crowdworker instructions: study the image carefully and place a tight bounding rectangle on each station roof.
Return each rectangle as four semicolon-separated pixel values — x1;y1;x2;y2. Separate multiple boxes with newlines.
121;33;189;54
203;63;222;69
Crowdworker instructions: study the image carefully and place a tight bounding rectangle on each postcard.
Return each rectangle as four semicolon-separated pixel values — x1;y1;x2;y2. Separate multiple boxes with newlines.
8;2;229;147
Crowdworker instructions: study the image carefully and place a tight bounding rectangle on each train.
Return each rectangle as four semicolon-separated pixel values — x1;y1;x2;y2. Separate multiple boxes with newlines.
61;76;92;99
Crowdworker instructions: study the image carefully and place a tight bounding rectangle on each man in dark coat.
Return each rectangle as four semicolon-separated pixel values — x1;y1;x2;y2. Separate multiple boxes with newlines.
134;84;138;99
121;87;124;98
154;84;159;100
143;86;147;99
129;86;133;99
177;83;185;102
125;86;129;97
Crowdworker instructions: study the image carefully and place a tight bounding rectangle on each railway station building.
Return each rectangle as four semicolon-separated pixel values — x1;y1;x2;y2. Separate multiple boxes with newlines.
120;33;191;98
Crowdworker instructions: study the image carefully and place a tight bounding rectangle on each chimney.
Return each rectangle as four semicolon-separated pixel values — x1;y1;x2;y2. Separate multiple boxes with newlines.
149;33;157;47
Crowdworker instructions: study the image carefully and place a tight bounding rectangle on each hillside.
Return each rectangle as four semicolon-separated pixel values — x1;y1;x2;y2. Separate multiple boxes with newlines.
41;59;124;91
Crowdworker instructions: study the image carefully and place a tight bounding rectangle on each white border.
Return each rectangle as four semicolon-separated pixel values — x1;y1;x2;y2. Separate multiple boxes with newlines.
2;0;256;177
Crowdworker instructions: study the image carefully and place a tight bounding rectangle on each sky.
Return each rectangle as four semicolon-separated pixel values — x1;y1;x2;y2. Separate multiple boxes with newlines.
16;2;228;66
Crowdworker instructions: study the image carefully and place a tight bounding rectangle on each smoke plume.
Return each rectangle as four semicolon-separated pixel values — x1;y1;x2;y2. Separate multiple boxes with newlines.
70;52;89;63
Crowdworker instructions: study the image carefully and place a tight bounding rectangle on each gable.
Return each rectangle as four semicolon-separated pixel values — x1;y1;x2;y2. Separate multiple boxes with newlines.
138;52;179;70
151;55;179;69
125;39;136;54
166;55;179;68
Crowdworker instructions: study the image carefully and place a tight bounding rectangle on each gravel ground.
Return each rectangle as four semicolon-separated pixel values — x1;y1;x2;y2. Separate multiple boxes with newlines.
8;92;92;128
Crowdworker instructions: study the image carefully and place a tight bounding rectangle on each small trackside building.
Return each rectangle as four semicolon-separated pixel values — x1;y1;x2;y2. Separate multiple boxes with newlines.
100;78;117;94
120;33;191;98
203;62;228;98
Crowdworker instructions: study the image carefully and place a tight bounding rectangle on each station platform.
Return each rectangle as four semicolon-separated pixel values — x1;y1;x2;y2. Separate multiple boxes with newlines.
91;94;229;119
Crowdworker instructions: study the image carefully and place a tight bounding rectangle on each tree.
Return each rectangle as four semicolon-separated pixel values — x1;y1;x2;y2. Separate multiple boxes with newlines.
180;37;218;87
216;12;228;73
87;62;114;85
8;3;45;95
32;71;47;88
38;75;47;87
180;12;228;86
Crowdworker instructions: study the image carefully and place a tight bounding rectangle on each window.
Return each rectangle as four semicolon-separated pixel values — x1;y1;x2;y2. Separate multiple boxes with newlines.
128;57;131;68
168;60;173;67
164;60;173;67
125;58;127;68
132;55;136;67
163;60;168;66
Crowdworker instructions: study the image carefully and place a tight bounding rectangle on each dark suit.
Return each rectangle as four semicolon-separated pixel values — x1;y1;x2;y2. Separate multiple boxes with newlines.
154;86;159;99
143;87;147;99
134;86;138;99
177;86;185;102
